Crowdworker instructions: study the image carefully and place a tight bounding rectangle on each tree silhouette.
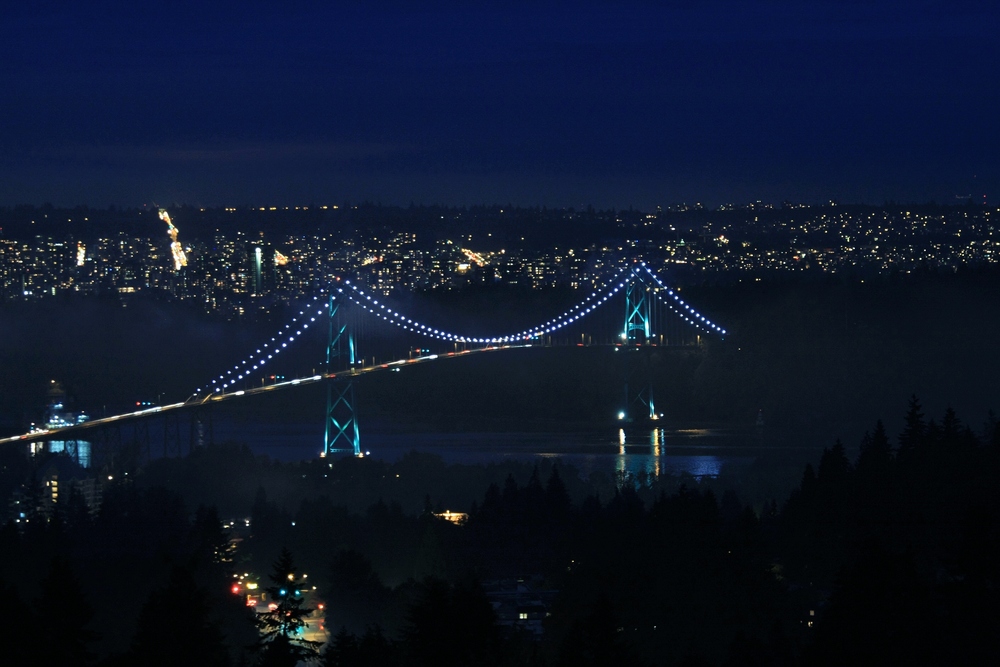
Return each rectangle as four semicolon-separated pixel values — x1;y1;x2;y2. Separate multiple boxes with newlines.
808;544;935;666
544;465;571;520
856;420;892;479
36;555;98;666
557;593;644;667
128;565;230;666
402;577;499;667
2;577;38;667
322;625;399;667
255;548;320;664
325;549;390;635
189;504;234;567
322;627;359;667
896;394;925;465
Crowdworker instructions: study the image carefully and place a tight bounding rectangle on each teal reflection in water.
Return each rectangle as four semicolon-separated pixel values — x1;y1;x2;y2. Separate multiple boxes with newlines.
615;428;722;480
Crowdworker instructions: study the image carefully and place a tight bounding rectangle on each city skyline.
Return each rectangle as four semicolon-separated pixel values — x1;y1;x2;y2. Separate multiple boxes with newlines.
3;201;996;323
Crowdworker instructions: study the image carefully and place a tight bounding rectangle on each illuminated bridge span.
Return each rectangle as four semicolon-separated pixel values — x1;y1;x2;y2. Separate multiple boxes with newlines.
5;261;727;462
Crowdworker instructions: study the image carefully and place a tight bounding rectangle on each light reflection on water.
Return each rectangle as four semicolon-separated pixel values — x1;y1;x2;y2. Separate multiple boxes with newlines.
221;419;768;481
614;428;725;480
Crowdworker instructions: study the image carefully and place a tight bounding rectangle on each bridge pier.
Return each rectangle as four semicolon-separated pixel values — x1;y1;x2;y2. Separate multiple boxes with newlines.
164;411;182;458
620;267;657;422
88;420;148;477
162;406;214;458
190;404;214;449
622;346;656;422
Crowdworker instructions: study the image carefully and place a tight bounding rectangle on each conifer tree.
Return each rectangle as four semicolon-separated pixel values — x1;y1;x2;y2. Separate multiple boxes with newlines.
36;555;98;666
545;465;571;520
128;565;230;666
256;548;320;664
3;577;38;666
817;440;851;486
897;395;925;464
190;504;234;567
322;628;358;667
857;420;892;478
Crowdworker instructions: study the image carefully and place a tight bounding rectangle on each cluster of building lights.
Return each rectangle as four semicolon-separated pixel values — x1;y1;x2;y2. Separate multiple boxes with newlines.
202;263;727;394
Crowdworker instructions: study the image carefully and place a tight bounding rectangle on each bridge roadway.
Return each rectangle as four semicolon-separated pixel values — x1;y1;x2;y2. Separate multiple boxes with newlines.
1;344;533;447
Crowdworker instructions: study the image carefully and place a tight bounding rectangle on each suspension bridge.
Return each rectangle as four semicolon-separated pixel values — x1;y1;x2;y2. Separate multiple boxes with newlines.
2;261;727;466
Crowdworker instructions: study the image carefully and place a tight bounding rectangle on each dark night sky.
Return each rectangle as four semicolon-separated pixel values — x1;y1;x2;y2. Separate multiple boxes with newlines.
1;1;997;209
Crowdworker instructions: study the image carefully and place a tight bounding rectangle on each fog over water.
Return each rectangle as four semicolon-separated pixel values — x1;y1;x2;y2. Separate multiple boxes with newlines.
5;271;1000;490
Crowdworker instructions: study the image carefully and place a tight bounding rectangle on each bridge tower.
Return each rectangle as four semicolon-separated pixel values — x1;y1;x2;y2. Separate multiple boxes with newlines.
621;267;656;422
323;295;361;457
624;270;651;342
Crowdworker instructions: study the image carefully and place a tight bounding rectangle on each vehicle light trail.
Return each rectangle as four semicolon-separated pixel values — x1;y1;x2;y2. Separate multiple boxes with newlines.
0;345;531;447
159;208;188;271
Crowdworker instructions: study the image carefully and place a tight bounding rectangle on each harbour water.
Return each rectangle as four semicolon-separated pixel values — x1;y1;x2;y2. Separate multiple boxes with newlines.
212;417;828;482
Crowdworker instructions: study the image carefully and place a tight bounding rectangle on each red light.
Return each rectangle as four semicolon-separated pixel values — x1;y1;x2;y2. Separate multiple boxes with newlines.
136;402;140;406
231;584;241;594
